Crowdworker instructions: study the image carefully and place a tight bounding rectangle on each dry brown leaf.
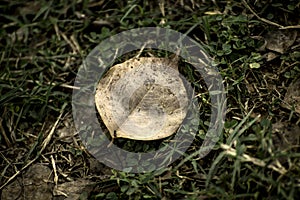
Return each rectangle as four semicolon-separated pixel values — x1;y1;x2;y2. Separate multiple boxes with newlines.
264;30;297;54
283;78;300;114
53;179;94;200
56;114;76;143
95;57;189;140
1;164;53;200
272;121;300;150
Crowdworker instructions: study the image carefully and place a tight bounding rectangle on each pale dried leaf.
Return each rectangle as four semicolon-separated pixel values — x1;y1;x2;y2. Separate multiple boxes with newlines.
95;57;189;140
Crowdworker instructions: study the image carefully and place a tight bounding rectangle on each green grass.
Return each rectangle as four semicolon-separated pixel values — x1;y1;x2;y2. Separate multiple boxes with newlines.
1;0;300;199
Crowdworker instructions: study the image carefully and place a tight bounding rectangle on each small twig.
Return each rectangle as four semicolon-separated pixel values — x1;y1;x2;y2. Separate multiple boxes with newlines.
0;78;80;90
279;25;300;29
50;155;58;186
0;103;67;190
0;109;12;147
220;144;287;175
135;41;151;58
2;55;77;61
242;0;300;29
60;32;78;55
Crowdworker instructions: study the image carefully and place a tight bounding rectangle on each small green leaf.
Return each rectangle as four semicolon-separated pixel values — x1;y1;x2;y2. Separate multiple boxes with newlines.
249;63;260;69
121;185;129;192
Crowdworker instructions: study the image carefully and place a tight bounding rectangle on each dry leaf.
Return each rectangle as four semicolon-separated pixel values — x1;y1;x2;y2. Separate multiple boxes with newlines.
264;30;297;54
283;78;300;114
95;57;189;140
265;52;278;61
1;164;53;200
53;179;94;200
272;121;300;150
56;114;76;143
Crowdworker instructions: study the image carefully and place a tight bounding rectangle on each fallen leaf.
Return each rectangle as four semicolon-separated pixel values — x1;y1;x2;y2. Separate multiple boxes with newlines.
282;78;300;114
272;121;300;151
265;52;278;61
1;164;53;200
56;114;76;143
264;30;297;54
95;57;189;140
53;179;94;200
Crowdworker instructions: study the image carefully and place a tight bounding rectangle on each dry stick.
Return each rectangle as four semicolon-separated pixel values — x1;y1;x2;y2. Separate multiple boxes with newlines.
51;155;58;186
0;108;12;147
242;0;300;29
0;103;67;190
220;144;287;175
0;78;80;90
